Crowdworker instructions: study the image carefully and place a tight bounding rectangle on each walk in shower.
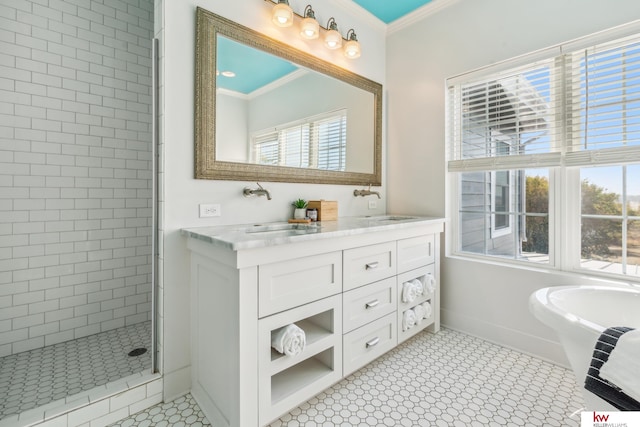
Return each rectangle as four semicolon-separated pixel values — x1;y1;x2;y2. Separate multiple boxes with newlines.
0;0;156;421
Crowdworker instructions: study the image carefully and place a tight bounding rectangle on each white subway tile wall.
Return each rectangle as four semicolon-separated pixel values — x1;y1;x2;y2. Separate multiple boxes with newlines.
0;0;154;357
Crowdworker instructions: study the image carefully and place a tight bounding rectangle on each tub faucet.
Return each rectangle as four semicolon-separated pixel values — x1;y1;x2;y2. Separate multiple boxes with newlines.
354;184;381;199
243;182;272;200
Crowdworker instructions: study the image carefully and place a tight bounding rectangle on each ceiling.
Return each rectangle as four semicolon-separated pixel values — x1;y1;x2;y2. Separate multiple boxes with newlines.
216;0;436;95
217;36;298;94
351;0;434;24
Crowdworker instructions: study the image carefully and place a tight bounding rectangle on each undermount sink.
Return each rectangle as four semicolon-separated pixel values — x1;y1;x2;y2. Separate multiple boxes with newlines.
244;223;321;234
362;215;418;222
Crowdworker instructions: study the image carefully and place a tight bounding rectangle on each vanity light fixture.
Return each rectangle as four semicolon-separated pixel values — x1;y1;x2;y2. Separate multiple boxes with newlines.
265;0;361;58
272;0;293;27
300;5;319;40
344;29;361;59
324;18;342;50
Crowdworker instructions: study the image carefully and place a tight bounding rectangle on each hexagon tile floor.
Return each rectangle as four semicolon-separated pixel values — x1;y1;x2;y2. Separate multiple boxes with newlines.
0;321;151;419
109;328;585;427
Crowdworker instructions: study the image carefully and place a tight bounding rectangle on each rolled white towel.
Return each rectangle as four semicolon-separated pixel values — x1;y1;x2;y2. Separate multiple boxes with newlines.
402;281;417;303
424;274;436;294
402;309;417;331
411;278;424;296
421;301;432;319
413;304;425;325
271;324;306;356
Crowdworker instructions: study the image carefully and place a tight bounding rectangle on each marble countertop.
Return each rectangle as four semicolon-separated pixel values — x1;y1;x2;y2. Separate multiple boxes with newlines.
181;215;445;250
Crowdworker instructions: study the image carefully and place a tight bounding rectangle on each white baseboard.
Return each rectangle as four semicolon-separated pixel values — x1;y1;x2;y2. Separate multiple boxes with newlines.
441;308;571;369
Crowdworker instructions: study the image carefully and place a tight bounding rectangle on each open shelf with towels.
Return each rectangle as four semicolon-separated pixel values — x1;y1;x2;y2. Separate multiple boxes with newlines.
258;294;342;426
269;318;332;362
397;264;436;343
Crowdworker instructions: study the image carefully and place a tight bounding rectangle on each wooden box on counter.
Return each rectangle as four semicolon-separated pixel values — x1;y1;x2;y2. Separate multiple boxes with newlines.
307;200;337;221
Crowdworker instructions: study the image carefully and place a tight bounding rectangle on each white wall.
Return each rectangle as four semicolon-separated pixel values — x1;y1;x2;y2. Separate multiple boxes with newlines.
386;1;640;365
159;0;387;399
216;92;249;163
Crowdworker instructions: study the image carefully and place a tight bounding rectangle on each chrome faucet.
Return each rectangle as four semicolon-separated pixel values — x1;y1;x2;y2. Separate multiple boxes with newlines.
243;182;272;200
354;184;381;199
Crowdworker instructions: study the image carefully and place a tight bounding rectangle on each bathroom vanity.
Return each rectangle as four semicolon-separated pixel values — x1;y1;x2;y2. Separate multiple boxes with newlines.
182;216;444;427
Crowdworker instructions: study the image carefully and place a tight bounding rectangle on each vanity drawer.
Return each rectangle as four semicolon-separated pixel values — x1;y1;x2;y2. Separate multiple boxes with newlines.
258;251;342;318
343;277;396;333
343;242;396;291
343;312;397;376
397;234;435;273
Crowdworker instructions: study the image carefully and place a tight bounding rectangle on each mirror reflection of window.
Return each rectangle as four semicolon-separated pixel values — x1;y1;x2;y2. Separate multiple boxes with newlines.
252;110;347;171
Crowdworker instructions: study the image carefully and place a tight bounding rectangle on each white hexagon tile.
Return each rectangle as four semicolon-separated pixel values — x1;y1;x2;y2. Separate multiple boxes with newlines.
0;321;151;419
109;328;584;426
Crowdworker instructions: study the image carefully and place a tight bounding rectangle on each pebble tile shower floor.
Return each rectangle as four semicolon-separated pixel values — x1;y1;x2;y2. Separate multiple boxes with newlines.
110;328;585;427
0;321;151;419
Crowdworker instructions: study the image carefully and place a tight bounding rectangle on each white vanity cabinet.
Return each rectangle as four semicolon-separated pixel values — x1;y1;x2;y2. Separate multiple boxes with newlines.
184;217;443;427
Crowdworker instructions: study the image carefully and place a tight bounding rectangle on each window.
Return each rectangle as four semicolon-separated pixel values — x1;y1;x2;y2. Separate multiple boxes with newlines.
491;139;512;237
252;110;347;171
447;25;640;279
580;165;640;276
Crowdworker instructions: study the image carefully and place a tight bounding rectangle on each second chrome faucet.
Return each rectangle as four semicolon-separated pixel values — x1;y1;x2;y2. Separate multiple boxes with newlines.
354;184;381;199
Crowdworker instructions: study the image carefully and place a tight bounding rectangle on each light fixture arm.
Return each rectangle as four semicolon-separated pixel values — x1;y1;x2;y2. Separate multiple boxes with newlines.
346;29;357;41
303;5;315;19
327;17;338;31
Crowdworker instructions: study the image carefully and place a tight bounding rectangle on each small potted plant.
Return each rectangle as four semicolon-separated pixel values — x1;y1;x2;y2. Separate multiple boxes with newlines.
292;199;308;219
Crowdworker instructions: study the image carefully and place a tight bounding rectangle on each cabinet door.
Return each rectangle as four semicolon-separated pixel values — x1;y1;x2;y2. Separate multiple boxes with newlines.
259;251;342;318
397;234;435;273
343;242;396;291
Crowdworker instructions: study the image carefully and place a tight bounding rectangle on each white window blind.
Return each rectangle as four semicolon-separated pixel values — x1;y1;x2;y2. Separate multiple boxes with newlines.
448;32;640;172
316;114;346;171
448;59;560;172
252;110;347;171
564;35;640;166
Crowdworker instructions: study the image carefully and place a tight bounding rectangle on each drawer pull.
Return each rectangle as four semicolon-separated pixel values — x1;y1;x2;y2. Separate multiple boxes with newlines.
365;262;379;270
366;337;380;348
365;299;380;309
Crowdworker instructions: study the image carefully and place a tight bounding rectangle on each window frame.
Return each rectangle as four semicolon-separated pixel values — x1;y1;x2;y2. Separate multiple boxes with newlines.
446;21;640;281
490;137;514;238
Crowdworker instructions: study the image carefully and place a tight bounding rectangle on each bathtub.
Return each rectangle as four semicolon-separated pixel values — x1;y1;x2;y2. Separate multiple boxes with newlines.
529;285;640;410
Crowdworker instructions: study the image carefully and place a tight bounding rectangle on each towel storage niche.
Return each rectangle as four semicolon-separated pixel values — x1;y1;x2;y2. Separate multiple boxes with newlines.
184;218;444;427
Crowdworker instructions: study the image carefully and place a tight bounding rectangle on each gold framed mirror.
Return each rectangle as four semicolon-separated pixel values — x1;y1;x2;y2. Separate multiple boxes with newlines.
194;7;382;185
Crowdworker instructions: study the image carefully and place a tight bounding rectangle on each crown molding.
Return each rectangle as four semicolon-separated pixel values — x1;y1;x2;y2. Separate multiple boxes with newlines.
387;0;460;36
249;69;308;99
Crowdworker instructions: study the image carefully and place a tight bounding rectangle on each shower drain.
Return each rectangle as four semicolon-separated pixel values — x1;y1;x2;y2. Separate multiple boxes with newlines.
128;348;148;357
